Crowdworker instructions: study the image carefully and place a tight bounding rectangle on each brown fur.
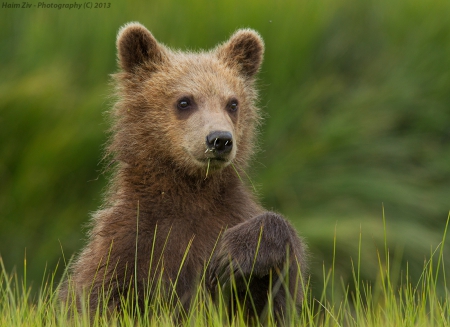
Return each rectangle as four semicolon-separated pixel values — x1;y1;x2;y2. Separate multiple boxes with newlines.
60;22;308;322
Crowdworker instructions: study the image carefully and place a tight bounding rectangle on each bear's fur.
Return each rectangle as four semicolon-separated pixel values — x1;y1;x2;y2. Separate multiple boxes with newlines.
60;22;308;321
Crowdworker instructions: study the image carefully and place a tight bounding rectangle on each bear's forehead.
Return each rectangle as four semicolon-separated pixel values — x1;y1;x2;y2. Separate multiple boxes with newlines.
157;53;244;98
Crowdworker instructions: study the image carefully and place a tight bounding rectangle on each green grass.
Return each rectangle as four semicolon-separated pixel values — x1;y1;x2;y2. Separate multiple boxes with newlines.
1;214;449;326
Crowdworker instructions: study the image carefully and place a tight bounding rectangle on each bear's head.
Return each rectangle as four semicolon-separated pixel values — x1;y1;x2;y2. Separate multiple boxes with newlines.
110;22;264;177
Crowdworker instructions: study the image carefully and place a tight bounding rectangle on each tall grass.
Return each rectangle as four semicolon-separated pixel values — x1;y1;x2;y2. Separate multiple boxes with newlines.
1;214;448;326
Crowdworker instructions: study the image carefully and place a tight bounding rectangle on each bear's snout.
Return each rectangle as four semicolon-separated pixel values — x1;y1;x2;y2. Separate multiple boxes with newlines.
206;131;233;156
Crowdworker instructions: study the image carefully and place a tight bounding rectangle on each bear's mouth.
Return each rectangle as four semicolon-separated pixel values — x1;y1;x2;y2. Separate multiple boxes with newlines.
206;157;227;162
199;157;231;170
202;157;229;165
202;147;232;164
184;147;234;170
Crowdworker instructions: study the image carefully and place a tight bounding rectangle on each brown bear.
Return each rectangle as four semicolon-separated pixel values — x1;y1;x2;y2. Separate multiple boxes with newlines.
60;22;308;322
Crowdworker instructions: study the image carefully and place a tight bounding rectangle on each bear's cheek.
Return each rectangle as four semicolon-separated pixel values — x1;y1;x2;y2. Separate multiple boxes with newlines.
177;114;211;164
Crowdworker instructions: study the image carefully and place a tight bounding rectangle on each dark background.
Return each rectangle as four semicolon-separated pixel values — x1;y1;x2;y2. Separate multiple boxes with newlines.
1;0;449;299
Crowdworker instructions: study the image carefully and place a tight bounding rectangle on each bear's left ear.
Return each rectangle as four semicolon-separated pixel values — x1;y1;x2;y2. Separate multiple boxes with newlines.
216;29;264;79
116;22;165;73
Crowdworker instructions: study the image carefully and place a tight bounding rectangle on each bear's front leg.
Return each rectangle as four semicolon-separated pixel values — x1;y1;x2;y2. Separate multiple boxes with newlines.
209;212;308;319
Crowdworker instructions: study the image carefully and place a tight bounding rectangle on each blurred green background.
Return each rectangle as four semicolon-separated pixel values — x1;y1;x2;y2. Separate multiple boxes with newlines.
1;0;449;298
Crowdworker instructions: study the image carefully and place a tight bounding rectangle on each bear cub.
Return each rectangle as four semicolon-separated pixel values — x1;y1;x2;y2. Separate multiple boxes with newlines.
60;22;308;321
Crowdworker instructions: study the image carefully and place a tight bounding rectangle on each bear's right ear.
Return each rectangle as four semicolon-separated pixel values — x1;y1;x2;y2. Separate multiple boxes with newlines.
216;29;264;79
116;22;164;73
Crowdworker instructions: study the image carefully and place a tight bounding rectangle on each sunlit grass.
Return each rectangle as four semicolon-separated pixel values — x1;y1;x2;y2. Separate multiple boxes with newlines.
1;214;449;326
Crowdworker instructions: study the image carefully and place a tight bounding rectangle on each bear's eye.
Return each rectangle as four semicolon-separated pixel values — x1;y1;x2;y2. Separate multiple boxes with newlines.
177;97;192;110
228;99;239;112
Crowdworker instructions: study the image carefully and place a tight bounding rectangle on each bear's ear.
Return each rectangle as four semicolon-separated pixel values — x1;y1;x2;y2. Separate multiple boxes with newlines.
116;22;164;73
216;29;264;79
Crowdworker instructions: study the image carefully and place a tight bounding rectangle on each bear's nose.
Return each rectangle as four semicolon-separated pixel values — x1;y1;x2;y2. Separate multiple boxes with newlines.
206;131;233;155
